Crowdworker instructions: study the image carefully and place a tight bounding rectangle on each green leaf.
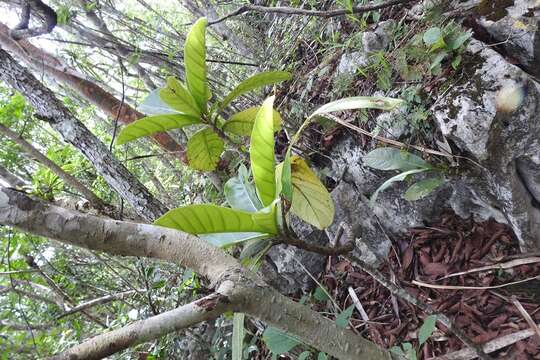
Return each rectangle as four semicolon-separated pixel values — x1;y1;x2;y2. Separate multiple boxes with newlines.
116;114;199;145
423;27;442;46
199;232;270;247
262;327;301;355
317;353;328;360
223;107;282;136
160;77;201;118
403;177;444;201
232;313;245;360
221;71;291;110
287;156;334;229
335;305;355;329
390;346;406;356
224;166;263;212
185;18;208;112
280;150;293;201
363;148;430;171
309;96;404;118
250;96;276;206
430;51;448;71
446;31;472;50
138;89;177;115
370;169;426;206
298;351;312;360
154;204;278;235
313;286;331;302
451;55;462;70
187;127;224;171
418;315;437;345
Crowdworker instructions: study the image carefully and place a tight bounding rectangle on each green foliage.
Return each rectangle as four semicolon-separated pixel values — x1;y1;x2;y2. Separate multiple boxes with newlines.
335;305;355;329
232;313;245;360
390;315;438;360
262;327;301;355
116;18;290;172
364;147;444;204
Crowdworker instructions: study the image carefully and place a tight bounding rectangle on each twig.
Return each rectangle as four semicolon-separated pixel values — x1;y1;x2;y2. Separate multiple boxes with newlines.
275;235;354;256
511;296;540;341
56;290;140;320
412;276;540;290
348;287;369;321
0;269;39;275
208;0;412;25
439;257;540;280
432;327;537;360
348;252;492;360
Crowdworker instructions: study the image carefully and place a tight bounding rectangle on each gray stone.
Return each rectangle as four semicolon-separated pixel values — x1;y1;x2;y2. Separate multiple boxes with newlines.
433;38;540;251
362;20;395;54
336;51;369;75
476;0;539;77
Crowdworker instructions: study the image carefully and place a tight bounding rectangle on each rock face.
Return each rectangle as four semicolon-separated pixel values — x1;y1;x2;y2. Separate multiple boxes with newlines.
475;0;539;77
433;38;540;251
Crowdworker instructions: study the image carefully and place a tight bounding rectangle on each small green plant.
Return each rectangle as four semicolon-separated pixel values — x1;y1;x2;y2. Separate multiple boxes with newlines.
390;315;438;360
422;22;472;73
363;147;445;204
116;18;291;171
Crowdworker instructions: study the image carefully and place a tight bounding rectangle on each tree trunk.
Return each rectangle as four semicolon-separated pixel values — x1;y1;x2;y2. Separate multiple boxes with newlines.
0;48;167;221
0;22;188;163
0;186;392;360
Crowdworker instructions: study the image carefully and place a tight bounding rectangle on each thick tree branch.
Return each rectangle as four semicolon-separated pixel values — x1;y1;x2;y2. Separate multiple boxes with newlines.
0;187;393;360
0;164;27;188
208;0;411;25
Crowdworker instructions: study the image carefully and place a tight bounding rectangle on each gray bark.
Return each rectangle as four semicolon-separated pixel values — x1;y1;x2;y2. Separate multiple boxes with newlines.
0;186;392;360
0;163;27;188
0;48;167;221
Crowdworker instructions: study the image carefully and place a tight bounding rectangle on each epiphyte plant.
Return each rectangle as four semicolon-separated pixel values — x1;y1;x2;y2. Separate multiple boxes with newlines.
116;17;290;171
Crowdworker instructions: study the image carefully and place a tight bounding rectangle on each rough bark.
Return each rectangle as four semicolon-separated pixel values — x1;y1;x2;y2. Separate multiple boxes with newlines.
0;186;392;360
0;22;187;163
0;163;27;188
0;122;107;209
0;48;167;221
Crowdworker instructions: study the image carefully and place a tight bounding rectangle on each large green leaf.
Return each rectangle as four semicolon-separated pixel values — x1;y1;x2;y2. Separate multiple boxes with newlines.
221;71;291;110
223;106;282;136
262;327;301;355
187;127;224;171
288;157;334;229
363;147;430;171
250;96;276;206
418;315;437;345
224;165;263;212
116;114;199;145
154;204;278;235
199;232;270;247
370;169;426;206
185;18;208;112
309;96;404;118
159;77;201;118
403;177;444;201
280;150;293;201
232;313;245;360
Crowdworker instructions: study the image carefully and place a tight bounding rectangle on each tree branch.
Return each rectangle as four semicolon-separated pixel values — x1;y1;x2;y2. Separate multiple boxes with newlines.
208;0;411;25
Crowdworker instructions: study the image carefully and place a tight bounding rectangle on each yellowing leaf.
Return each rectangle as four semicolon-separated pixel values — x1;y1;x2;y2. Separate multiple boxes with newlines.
187;127;224;171
160;77;201;118
513;20;529;30
155;204;278;237
223;106;281;136
250;96;276;206
116;114;199;145
185;18;208;112
289;157;334;229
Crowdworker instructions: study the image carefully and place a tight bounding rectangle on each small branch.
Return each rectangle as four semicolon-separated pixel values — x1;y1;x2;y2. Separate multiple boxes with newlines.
412;276;540;290
208;0;411;25
0;321;52;331
511;296;540;341
56;290;140;320
0;269;39;275
275;235;354;256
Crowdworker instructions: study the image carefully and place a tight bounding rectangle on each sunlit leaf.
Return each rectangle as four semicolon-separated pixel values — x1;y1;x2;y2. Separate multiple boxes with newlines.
116;114;199;145
154;204;278;235
187;127;224;171
199;232;270;247
250;96;276;206
223;106;282;136
262;327;301;355
221;71;291;110
138;88;177;115
363;148;430;171
370;169;426;206
287;156;334;229
160;77;201;118
403;177;444;201
185;18;208;112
